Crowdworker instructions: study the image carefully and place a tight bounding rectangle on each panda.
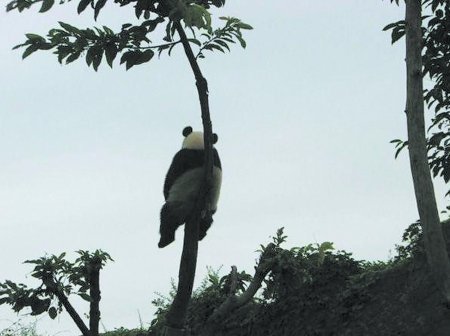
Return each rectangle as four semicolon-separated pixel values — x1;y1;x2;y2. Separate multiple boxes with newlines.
158;126;222;248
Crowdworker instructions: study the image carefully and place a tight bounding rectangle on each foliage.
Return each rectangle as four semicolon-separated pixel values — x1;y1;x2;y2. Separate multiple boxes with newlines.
394;220;425;261
0;321;39;336
148;265;253;335
147;279;178;334
2;224;438;336
0;250;112;320
102;327;147;336
145;224;446;335
384;0;450;201
6;0;252;71
146;228;365;335
423;1;450;198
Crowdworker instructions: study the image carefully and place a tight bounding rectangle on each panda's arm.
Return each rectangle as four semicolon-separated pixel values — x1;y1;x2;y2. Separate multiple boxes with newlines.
163;150;188;200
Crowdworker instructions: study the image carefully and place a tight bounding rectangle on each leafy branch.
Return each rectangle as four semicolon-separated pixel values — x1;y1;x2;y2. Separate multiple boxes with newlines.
8;0;252;71
0;250;113;336
384;0;450;199
195;16;252;59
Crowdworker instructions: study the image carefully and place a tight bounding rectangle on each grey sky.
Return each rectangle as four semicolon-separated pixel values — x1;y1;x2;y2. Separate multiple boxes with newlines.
1;1;448;335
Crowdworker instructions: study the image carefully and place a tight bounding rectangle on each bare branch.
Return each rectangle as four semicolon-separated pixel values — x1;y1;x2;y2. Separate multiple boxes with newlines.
200;244;277;335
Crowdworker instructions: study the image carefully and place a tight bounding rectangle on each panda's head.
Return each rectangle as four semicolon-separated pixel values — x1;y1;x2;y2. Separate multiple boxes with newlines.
182;126;218;150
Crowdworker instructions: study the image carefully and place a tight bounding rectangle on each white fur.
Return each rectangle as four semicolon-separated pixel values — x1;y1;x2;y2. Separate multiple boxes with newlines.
182;131;204;150
167;166;222;212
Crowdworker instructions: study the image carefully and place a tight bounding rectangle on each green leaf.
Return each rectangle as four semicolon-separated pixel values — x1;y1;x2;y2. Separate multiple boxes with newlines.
237;22;253;30
65;52;81;64
39;0;54;13
105;43;117;68
12;42;29;50
319;241;334;252
86;46;103;70
157;44;170;57
48;307;57;319
57;47;72;64
103;25;114;36
382;20;405;32
391;27;405;44
184;4;211;30
394;140;408;159
22;45;38;59
121;49;154;70
79;293;92;302
25;34;45;42
77;0;91;14
92;48;103;71
215;39;230;51
188;38;201;47
144;17;165;32
59;22;81;35
234;34;246;48
209;44;225;53
94;0;107;20
135;49;154;65
86;47;95;66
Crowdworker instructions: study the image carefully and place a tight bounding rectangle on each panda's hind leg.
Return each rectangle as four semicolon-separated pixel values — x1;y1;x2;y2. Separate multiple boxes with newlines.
158;202;186;248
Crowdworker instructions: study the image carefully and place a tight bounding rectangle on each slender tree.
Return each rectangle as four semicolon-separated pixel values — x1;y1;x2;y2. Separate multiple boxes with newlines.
404;0;450;305
6;1;252;333
396;0;450;303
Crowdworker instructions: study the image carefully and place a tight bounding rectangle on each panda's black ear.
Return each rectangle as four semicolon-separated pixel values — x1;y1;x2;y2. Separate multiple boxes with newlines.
182;126;193;137
212;133;218;144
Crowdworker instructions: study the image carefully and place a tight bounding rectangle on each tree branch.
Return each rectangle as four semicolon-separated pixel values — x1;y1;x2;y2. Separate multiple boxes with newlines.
162;21;215;335
6;0;43;12
44;278;91;336
200;244;276;335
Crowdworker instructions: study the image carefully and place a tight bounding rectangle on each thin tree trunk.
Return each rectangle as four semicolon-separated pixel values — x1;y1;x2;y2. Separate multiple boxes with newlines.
89;262;101;336
162;21;215;335
405;0;450;304
45;278;90;336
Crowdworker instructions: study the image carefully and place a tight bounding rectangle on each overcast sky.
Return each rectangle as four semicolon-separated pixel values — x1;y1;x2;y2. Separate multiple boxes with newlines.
1;1;449;335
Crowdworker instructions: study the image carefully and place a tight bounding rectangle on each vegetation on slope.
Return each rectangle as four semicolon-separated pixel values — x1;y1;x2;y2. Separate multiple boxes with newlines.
3;223;450;336
146;223;450;336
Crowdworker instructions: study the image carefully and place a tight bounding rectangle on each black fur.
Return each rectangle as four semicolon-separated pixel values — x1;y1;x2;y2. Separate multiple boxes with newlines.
163;148;222;200
158;128;222;248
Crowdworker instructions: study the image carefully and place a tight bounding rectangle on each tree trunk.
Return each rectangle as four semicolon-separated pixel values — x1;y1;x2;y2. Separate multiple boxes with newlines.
162;22;215;335
89;262;101;336
405;0;450;304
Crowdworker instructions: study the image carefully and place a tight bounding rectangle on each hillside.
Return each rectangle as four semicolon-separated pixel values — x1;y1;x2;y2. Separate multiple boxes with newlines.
146;223;450;336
